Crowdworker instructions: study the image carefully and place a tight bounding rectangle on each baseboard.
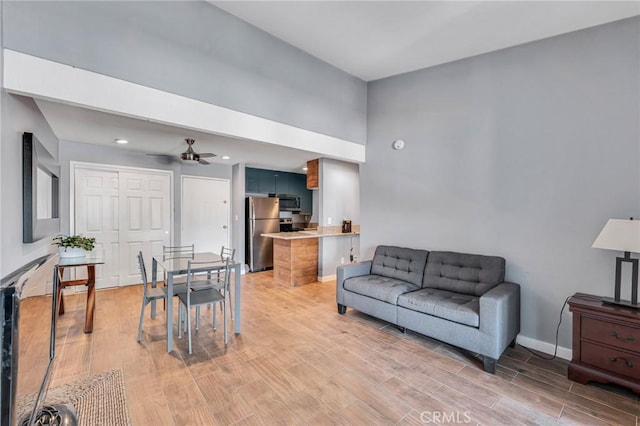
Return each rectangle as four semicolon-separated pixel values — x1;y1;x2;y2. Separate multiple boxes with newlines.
318;274;336;282
515;335;572;361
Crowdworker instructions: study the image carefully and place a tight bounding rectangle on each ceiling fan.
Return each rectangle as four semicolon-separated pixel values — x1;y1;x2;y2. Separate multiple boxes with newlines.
148;138;216;165
179;138;216;164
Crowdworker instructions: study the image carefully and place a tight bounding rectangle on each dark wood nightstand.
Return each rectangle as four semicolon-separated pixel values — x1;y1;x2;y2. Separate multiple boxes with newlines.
568;293;640;394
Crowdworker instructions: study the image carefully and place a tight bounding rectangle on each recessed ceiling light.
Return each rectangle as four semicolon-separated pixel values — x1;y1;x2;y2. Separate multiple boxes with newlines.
302;167;308;171
222;156;230;160
114;139;128;144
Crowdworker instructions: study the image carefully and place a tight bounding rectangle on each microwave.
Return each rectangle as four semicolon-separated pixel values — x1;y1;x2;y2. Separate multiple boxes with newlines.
277;194;301;212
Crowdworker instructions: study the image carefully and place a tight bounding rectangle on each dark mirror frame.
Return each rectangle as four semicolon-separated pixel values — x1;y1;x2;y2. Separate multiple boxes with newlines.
23;132;60;243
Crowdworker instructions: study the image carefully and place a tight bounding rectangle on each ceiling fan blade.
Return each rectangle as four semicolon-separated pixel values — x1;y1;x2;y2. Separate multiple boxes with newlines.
198;153;216;158
198;158;210;165
145;153;171;157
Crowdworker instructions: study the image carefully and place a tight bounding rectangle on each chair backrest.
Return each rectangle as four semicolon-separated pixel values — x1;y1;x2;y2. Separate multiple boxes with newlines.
215;249;234;286
219;246;236;262
216;257;232;287
137;251;149;295
163;244;195;261
186;257;231;295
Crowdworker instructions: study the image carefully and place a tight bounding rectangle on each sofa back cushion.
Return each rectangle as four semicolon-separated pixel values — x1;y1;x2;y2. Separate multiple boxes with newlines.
423;251;505;296
371;246;429;287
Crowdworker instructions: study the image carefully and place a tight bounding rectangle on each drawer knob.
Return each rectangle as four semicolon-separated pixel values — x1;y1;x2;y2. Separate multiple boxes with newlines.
609;357;634;368
610;331;635;343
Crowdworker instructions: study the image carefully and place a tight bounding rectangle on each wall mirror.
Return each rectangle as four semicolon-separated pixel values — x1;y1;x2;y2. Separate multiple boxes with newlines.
23;132;60;243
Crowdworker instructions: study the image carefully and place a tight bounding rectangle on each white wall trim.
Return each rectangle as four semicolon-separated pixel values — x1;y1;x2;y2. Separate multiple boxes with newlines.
71;160;175;176
318;274;336;282
515;334;572;361
4;49;366;163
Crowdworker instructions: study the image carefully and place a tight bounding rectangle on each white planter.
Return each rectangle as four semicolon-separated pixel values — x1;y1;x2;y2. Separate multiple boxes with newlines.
58;247;88;259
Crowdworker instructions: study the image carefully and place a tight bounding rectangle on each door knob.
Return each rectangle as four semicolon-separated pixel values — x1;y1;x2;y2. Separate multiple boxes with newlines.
223;225;228;229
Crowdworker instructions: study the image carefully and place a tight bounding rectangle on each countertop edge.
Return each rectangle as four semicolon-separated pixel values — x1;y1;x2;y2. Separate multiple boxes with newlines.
262;232;360;240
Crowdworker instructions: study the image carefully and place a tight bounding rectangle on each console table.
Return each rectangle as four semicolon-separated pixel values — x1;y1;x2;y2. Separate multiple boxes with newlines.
568;293;640;393
55;257;104;333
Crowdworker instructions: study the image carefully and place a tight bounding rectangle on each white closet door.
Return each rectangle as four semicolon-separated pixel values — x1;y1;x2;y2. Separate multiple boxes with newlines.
74;168;120;289
181;176;230;254
74;165;171;287
119;171;171;286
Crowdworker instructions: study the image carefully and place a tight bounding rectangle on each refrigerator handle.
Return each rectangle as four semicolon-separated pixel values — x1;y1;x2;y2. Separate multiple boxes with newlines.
248;220;254;270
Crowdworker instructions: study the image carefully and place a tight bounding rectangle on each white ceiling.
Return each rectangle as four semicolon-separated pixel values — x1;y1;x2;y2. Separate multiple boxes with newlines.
213;1;640;82
36;1;639;170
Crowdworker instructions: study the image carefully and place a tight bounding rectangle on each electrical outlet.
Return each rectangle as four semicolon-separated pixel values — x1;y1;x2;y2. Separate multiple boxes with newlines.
340;257;344;264
328;217;332;225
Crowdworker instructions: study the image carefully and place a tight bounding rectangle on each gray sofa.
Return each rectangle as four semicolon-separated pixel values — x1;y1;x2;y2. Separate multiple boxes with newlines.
336;245;520;373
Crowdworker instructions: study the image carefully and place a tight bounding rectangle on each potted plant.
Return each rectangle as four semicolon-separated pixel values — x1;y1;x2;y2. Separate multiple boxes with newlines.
52;234;96;258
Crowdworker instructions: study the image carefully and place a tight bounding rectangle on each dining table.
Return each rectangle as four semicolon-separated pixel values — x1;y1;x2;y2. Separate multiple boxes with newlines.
151;252;242;353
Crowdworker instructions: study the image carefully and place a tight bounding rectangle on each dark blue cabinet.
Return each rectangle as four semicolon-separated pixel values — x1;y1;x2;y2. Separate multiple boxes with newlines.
258;169;276;193
246;167;312;214
275;172;289;194
246;168;260;193
300;190;312;215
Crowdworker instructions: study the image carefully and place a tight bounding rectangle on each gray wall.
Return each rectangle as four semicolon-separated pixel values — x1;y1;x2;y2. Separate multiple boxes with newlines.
318;158;360;278
1;94;59;276
363;17;640;349
3;0;367;144
58;140;231;246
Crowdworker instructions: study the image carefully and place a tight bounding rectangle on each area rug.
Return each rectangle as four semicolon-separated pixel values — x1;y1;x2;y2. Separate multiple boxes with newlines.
16;369;131;425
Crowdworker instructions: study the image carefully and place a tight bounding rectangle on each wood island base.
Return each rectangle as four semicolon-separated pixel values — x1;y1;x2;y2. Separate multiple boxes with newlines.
273;238;318;286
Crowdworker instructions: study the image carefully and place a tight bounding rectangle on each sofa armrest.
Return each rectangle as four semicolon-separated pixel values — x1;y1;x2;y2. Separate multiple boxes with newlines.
337;261;372;290
479;282;521;356
336;261;372;307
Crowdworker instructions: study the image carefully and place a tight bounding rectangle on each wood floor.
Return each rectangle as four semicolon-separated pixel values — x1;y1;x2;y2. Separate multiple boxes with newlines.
18;271;640;425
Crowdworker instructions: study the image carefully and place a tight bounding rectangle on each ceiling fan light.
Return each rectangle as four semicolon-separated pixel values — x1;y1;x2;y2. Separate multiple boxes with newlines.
176;138;215;165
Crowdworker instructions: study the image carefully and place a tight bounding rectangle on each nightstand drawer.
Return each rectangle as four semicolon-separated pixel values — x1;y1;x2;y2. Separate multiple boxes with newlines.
582;316;639;350
581;341;640;380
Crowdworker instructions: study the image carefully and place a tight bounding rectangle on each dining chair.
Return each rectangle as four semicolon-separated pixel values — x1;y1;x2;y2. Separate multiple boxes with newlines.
136;251;167;342
188;246;236;328
216;246;236;320
177;258;230;353
162;244;195;261
161;244;195;306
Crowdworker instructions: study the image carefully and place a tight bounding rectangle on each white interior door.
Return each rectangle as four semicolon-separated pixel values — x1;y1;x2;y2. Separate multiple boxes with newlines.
119;171;172;286
182;176;230;254
74;165;171;287
74;168;120;289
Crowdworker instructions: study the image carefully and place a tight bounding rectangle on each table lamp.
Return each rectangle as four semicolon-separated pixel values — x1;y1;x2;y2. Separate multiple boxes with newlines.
592;218;640;308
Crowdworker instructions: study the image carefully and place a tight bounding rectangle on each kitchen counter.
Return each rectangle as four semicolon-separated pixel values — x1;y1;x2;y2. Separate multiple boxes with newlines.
261;230;360;240
262;230;360;286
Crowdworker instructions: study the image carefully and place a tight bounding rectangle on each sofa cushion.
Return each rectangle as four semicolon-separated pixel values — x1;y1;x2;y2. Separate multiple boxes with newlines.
398;288;480;327
344;275;420;305
371;246;429;287
423;251;505;296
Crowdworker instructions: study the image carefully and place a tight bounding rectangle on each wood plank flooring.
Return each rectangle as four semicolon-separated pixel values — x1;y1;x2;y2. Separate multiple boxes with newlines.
17;271;640;425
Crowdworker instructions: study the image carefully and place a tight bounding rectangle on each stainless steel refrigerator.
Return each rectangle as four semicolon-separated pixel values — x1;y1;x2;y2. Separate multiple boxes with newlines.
246;197;280;272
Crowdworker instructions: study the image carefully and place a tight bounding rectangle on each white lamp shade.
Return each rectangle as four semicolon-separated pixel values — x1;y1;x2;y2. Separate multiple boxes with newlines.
592;219;640;253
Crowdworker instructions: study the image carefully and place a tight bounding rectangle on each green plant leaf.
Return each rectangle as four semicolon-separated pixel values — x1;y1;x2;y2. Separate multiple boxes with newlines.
52;234;96;251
